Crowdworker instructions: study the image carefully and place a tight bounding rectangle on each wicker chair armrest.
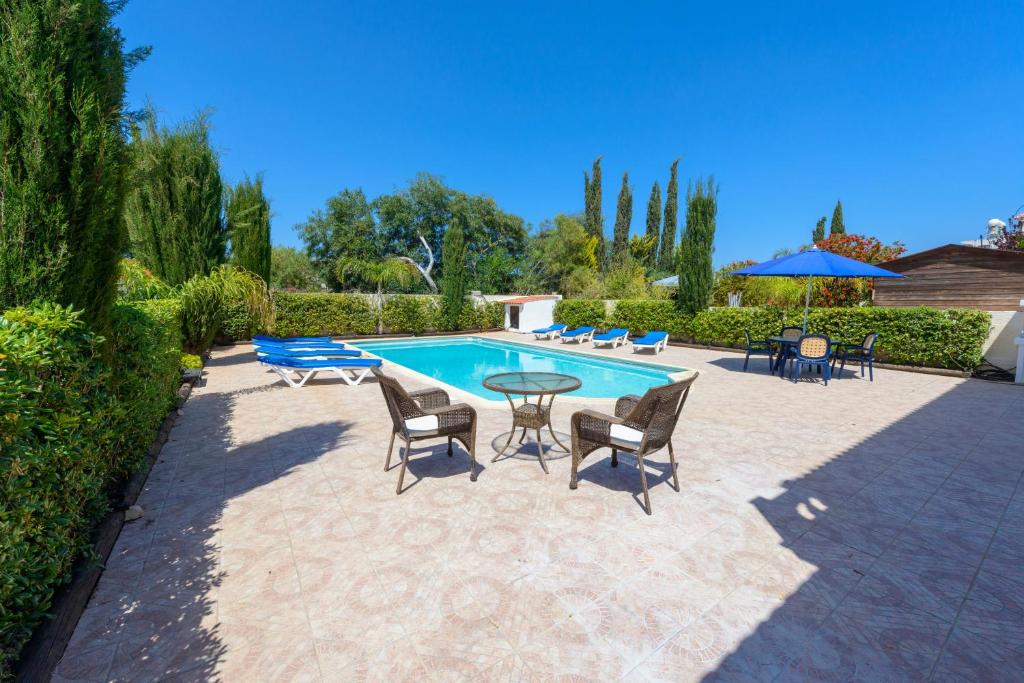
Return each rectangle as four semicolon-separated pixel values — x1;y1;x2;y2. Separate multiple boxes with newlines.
426;402;476;430
409;387;451;409
572;408;622;445
614;395;642;418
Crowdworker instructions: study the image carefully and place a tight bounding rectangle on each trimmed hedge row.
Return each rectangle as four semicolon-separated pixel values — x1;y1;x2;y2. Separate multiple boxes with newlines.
224;292;504;339
554;299;991;370
0;301;182;673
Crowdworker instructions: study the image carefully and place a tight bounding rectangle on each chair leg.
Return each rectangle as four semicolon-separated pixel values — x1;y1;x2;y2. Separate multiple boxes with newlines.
823;361;831;386
536;429;548;474
743;352;750;371
611;448;618;467
447;436;453;457
667;441;680;491
384;430;397;471
868;359;874;382
637;451;652;515
467;427;478;481
396;437;411;494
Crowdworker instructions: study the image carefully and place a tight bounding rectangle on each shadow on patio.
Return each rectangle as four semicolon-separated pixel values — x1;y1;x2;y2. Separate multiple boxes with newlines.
52;382;355;681
703;379;1024;680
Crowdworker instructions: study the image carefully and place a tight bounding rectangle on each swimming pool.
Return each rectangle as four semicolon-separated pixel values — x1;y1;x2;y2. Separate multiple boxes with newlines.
353;336;684;400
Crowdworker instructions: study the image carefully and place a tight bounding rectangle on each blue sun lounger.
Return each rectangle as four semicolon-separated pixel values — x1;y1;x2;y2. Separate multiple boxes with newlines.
254;340;347;352
630;331;669;354
259;354;382;388
254;346;361;359
559;326;596;344
532;323;567;340
253;334;333;344
592;328;629;348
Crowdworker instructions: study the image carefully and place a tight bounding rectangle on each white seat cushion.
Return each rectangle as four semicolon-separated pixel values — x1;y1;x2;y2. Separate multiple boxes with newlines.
404;414;439;436
609;423;644;450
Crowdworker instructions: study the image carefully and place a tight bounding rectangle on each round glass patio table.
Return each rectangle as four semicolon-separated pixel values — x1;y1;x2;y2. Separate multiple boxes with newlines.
483;372;581;473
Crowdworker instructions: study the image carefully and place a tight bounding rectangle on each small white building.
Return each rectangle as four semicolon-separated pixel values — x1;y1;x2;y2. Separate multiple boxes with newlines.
501;295;560;333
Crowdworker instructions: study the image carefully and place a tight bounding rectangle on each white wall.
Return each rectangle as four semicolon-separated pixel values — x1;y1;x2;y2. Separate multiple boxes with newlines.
983;310;1024;370
506;299;557;332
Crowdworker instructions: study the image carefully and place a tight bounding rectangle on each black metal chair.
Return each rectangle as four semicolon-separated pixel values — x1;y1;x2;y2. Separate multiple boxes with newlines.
742;330;774;372
835;332;879;381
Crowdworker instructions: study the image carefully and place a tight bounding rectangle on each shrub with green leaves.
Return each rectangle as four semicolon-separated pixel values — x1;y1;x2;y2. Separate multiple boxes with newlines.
381;296;440;334
178;266;272;351
272;292;377;336
608;300;687;337
553;299;607;329
0;301;181;674
181;353;203;369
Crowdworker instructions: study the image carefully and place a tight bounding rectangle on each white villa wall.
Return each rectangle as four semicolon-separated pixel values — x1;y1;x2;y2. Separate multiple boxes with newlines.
983;310;1024;370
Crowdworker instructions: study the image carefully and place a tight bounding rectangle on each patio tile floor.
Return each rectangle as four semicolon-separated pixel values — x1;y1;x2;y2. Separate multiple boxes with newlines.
55;332;1024;681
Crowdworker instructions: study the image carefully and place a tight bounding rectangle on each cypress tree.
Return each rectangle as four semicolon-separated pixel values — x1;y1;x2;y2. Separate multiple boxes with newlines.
440;213;467;329
658;158;681;270
812;216;827;243
677;178;718;315
829;200;845;236
612;172;632;260
124;109;227;286
227;174;272;284
0;0;134;330
645;181;662;266
583;156;605;269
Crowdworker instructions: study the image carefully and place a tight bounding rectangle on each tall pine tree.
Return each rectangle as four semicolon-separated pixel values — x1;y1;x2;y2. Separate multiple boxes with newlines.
645;181;662;266
829;200;845;236
677;178;718;315
612;172;632;260
812;216;827;243
0;0;136;331
440;212;467;330
658;158;681;271
124;109;227;286
227;174;272;284
583;156;605;269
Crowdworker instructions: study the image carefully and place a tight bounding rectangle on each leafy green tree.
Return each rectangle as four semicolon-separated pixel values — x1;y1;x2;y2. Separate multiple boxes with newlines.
227;174;271;283
440;215;468;329
645;181;662;266
602;255;648;299
124;109;226;286
677;178;718;315
271;246;320;290
612;172;633;259
0;0;138;331
583;156;605;269
812;216;827;243
628;234;658;263
530;214;598;292
658;158;681;271
336;257;419;332
297;188;376;290
829;200;845;236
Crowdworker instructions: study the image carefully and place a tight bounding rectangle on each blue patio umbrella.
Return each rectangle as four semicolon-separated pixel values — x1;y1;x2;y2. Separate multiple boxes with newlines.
730;248;906;332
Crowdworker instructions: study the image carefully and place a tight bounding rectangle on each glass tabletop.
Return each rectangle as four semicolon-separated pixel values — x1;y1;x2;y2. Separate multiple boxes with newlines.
482;372;582;395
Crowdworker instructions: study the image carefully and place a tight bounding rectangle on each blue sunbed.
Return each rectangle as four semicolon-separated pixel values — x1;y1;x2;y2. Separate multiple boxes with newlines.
592;328;629;348
532;323;567;340
255;346;361;359
559;326;596;344
259;354;382;388
631;331;669;354
252;334;334;344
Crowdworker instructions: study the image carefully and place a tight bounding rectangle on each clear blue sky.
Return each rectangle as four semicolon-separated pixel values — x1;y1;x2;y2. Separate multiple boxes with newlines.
115;1;1022;266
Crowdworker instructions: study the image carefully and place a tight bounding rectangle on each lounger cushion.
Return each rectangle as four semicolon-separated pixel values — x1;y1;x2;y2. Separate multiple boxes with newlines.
609;423;644;449
405;415;439;436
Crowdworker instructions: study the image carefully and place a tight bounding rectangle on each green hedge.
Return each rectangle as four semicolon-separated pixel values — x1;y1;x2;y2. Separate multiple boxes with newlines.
0;301;182;673
554;298;991;370
381;295;440;334
271;292;377;336
553;299;607;329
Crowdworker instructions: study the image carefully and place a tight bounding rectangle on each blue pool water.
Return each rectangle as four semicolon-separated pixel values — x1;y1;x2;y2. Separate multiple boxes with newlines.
353;336;682;399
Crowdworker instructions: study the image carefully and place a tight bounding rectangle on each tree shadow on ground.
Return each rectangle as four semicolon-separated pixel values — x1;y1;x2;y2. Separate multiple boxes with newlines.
703;379;1024;680
52;383;355;681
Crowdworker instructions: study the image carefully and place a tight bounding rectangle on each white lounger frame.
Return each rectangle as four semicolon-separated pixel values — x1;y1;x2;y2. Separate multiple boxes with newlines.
560;329;595;344
266;363;376;388
631;337;668;354
533;328;564;340
592;332;628;348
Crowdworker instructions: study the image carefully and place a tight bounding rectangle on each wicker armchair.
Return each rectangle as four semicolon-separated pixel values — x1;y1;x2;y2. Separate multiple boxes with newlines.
372;367;477;494
569;372;698;515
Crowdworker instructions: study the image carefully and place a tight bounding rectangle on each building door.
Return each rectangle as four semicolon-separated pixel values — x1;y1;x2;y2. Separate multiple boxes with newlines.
509;305;520;330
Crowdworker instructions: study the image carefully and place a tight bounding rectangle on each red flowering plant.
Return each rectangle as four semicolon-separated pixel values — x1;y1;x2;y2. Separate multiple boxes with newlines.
993;214;1024;252
812;234;906;307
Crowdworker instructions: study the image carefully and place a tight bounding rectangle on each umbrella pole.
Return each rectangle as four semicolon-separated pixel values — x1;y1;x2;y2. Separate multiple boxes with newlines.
802;276;813;333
